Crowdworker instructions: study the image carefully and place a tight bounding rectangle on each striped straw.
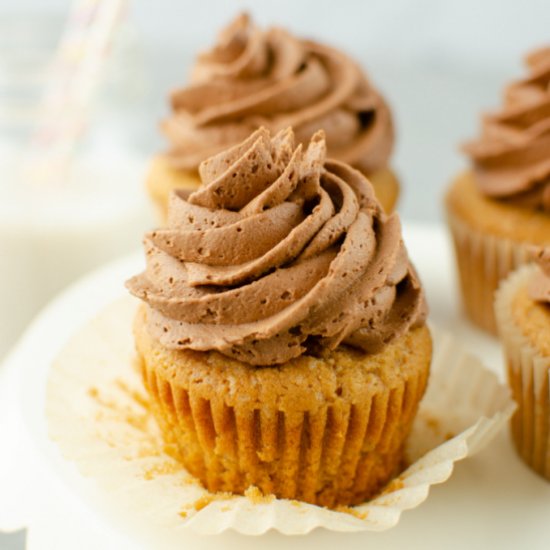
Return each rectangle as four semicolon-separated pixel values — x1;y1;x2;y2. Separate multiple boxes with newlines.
25;0;128;186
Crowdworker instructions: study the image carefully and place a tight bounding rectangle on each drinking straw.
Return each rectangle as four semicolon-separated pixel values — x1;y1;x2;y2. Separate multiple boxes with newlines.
25;0;128;186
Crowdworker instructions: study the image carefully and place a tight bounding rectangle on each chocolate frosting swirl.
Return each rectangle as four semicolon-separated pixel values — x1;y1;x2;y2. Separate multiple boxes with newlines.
128;128;425;366
464;46;550;211
529;247;550;304
162;13;394;176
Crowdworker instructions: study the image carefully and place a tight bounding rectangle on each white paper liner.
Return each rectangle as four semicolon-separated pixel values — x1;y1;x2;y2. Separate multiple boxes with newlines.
446;207;531;334
495;265;550;479
46;297;515;536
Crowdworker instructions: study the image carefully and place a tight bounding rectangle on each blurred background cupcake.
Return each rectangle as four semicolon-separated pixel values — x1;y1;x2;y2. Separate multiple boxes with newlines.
147;13;399;219
446;47;550;334
495;248;550;480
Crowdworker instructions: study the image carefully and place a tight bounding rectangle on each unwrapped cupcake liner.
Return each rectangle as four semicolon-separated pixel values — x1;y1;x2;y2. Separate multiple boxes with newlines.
495;265;550;479
446;208;531;334
46;297;515;536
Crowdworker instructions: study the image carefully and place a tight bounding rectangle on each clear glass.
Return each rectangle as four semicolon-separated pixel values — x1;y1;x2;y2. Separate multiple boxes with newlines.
0;13;151;358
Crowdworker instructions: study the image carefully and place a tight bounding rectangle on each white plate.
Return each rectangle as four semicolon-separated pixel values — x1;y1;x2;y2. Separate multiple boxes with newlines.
1;222;550;549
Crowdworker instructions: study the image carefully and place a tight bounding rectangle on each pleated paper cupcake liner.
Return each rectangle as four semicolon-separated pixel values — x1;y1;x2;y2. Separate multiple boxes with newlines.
495;265;550;479
46;297;515;537
140;330;429;508
446;208;531;334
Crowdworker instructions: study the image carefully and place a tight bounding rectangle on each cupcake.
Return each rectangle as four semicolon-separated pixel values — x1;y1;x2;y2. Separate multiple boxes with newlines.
445;46;550;334
495;248;550;479
147;13;399;220
128;127;430;508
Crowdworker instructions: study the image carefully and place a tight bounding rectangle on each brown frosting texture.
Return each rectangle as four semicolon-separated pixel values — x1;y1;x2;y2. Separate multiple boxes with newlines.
529;247;550;304
128;128;425;367
464;46;550;211
162;13;394;176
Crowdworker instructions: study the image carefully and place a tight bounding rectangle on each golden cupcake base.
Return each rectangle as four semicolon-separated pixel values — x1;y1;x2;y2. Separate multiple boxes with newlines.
146;156;201;221
134;305;431;508
367;166;400;214
445;171;550;334
365;168;399;214
495;266;550;480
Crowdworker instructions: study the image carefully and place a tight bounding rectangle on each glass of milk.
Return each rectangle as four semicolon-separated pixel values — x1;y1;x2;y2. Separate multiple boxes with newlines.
0;14;152;358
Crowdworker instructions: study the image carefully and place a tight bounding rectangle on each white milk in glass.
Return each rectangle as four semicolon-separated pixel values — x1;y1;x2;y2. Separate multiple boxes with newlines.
0;154;150;357
0;14;151;358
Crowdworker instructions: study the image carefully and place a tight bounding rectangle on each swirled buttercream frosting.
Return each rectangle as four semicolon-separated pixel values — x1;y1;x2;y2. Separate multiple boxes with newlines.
128;128;426;366
464;46;550;211
162;13;393;176
530;247;550;304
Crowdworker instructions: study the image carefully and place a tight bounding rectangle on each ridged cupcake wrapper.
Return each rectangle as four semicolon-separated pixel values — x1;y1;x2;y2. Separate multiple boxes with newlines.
142;349;427;508
446;208;532;334
46;297;515;536
495;266;550;479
